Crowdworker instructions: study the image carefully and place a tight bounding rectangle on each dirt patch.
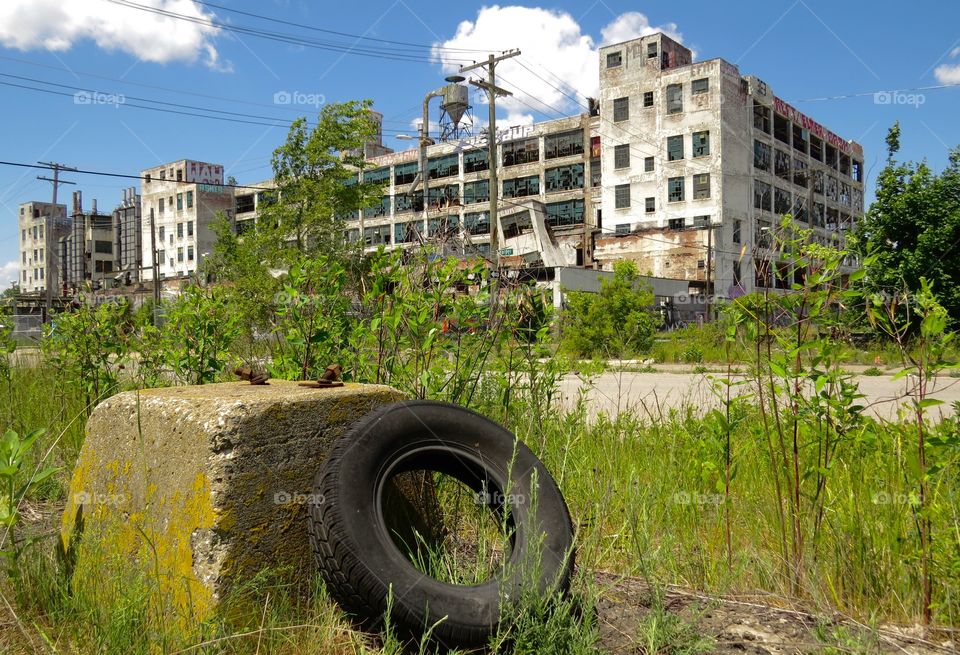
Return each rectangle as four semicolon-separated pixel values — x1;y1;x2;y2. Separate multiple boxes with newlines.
593;572;957;654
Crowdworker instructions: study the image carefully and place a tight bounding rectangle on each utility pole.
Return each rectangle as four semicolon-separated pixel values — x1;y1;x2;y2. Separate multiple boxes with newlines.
149;208;160;310
460;49;520;270
705;224;713;322
37;161;76;321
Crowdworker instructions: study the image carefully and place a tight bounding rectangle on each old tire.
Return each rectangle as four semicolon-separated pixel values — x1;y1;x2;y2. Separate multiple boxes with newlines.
307;400;574;648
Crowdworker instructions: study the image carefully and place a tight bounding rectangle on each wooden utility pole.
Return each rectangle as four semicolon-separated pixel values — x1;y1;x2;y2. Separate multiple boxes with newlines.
705;224;713;322
149;208;160;310
37;161;76;320
460;49;520;269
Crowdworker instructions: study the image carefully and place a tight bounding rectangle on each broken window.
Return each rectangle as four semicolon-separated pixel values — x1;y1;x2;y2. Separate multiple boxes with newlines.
826;207;839;230
754;180;772;211
774;149;791;181
186;191;193;208
545;163;584;192
774;187;791;215
667;135;684;161
606;51;622;68
613;97;629;122
810;135;823;161
669;218;684;230
647;42;658;59
666;84;683;114
394;191;422;213
502;137;539;166
235;194;255;214
463;180;489;204
692;131;710;157
694;215;710;227
691;78;709;94
590;158;601;187
615;183;631;208
363;196;390;219
363;224;391;246
615;223;631;235
394;161;418;185
813;170;824;194
545;129;584;159
793;157;808;187
853;188;863;212
840;182;852;206
693;173;711;199
427;154;459;179
774;113;790;144
643;91;654;107
812;202;825;227
753;101;771;133
427;214;460;237
792;124;808;153
464;212;490;235
668;177;685;202
733;219;742;244
644;156;654;172
754;140;771;171
502;174;540;198
852;160;863;182
614;144;630;169
502;211;533;239
826;176;838;201
645;197;655;213
793;196;807;223
825;144;838;169
463;149;489;173
839;153;851;176
755;259;772;287
545;199;585;226
363;167;390;185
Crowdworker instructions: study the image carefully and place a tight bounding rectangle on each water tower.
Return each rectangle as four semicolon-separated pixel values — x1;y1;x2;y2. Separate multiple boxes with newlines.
438;76;472;142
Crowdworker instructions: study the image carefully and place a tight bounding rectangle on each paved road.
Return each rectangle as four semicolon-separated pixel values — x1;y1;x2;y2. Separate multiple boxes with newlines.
559;369;960;421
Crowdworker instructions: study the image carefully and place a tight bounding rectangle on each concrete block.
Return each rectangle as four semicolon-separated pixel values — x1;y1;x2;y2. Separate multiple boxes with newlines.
61;380;405;617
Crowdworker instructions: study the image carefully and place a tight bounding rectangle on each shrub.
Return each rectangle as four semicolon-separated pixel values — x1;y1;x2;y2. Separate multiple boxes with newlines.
559;261;660;359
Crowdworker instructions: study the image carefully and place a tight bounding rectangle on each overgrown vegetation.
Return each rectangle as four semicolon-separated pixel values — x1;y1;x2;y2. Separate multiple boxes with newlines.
2;113;959;651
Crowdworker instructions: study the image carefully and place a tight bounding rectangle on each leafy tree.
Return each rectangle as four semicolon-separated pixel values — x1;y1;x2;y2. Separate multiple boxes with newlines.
164;285;241;385
559;260;660;358
254;101;384;264
854;123;960;324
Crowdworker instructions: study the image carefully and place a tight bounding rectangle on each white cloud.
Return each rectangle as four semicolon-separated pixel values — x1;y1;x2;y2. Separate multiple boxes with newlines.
934;48;960;85
0;261;19;284
0;0;228;70
432;6;684;119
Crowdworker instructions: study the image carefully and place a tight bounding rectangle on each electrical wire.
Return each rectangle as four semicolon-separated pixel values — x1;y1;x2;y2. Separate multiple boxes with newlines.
104;0;476;64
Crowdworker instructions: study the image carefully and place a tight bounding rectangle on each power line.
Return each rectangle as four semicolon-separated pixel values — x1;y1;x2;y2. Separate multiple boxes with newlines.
191;0;491;54
0;161;274;191
793;82;960;103
0;54;417;125
0;73;413;134
104;0;475;64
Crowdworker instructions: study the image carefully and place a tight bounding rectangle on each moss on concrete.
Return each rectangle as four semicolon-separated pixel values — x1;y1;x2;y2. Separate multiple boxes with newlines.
61;380;405;621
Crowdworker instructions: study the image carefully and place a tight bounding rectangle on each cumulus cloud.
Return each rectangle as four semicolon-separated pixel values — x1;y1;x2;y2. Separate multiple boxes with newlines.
0;261;19;284
0;0;229;70
934;48;960;85
432;6;684;123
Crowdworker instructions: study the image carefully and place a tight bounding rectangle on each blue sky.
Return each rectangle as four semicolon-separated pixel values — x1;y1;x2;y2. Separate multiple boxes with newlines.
1;0;958;283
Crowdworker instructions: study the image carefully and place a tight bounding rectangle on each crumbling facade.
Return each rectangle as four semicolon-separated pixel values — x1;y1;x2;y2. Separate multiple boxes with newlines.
140;160;234;281
18;200;67;293
596;33;864;296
